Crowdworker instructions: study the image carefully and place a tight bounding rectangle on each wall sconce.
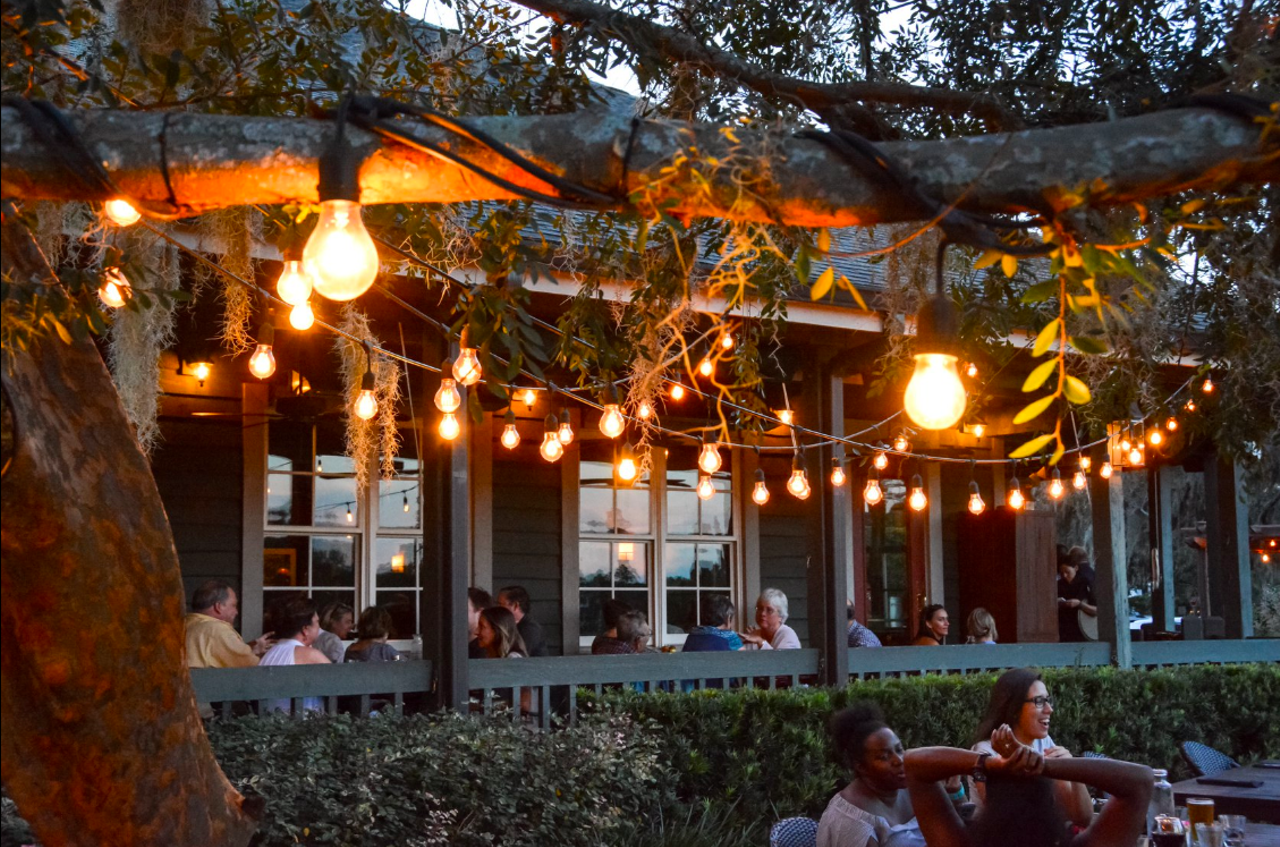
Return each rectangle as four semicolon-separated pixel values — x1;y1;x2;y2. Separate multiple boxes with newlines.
180;358;214;387
290;371;312;395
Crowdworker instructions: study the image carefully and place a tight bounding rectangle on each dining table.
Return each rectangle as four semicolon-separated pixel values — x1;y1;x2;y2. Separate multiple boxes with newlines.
1171;762;1280;825
1244;822;1280;847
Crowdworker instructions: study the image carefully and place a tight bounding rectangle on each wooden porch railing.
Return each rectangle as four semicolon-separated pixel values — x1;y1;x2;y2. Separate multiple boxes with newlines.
190;660;434;717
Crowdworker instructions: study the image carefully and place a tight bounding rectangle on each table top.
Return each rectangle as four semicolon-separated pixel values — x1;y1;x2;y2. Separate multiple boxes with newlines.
1171;764;1280;824
1245;822;1280;847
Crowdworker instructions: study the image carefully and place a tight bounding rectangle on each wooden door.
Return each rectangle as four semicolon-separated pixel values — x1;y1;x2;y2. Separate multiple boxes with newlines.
957;507;1057;643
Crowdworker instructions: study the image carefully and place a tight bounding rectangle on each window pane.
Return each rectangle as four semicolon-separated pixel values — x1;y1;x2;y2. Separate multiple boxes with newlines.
580;542;611;587
579;459;614;487
666;591;697;634
614;541;647;586
375;537;421;588
265;535;309;587
665;542;697;587
376;590;418;640
579;592;606;638
312;536;356;587
312;589;356;625
315;425;352;474
666;491;700;535
267;473;312;526
579;487;613;534
700;489;733;535
379;477;421;529
268;419;311;473
615;589;648;626
613;488;650;535
697;544;731;587
315;474;357;527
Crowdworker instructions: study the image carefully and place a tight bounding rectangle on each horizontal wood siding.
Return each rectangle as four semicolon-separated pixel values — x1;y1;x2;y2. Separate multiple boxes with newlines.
151;419;243;604
491;456;562;653
757;468;810;644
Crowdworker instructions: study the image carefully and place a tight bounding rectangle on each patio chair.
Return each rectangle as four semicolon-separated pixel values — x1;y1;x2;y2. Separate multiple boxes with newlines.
1179;741;1239;777
769;816;818;847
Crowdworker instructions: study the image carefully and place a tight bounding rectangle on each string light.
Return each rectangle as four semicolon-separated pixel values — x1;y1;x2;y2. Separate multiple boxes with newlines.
908;474;928;511
698;357;714;377
1148;428;1164;446
435;411;458;440
289;301;315;331
557;408;574;445
1128;445;1143;466
1079;455;1092;472
354;346;377;420
1264;553;1272;564
276;259;313;306
540;415;564;462
1201;376;1214;394
892;434;911;453
453;337;482;387
98;267;131;309
863;467;884;506
638;400;653;420
599;390;625;439
1184;399;1197;412
104;198;141;226
346;505;353;523
698;439;723;474
830;457;846;487
434;372;461;413
720;331;734;350
777;409;794;426
787;453;811;500
501;409;520;450
521;388;537;410
1048;468;1065;500
1100;461;1113;479
1166;416;1179;432
903;282;967;430
317;457;323;472
967;480;986;515
873;451;889;471
616;442;639;483
402;493;410;513
670;380;685;401
306;199;379;301
966;362;979;379
752;468;770;505
696;474;715;500
1073;468;1087;491
248;323;277;380
1007;477;1026;510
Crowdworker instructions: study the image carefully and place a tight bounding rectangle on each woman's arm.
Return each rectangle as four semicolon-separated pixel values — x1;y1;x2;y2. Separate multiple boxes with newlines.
905;748;984;847
1044;747;1096;826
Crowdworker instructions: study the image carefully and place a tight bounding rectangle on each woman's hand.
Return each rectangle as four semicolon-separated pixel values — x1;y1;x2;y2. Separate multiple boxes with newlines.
944;774;964;795
987;745;1045;778
990;724;1024;758
740;630;765;646
1044;746;1074;760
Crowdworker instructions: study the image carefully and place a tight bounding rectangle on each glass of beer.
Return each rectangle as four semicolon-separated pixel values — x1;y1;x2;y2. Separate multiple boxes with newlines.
1187;798;1215;843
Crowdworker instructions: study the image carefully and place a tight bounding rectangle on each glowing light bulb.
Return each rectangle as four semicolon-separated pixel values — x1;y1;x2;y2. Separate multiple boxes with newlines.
521;388;537;409
617;444;639;483
752;469;770;506
698;442;723;474
893;435;911;453
1166;416;1179;432
908;476;928;512
434;378;461;413
453;347;481;387
863;478;884;506
1201;377;1214;393
1120;438;1131;452
777;409;794;425
1264;553;1272;564
191;361;212;386
289;302;315;331
967;481;986;516
1079;455;1092;472
1128;446;1143;465
787;457;810;499
970;423;986;438
698;357;713;377
403;494;410;513
1073;470;1087;490
670;382;685;401
98;267;131;308
1149;429;1163;446
249;343;276;379
830;459;846;487
638;400;653;420
355;390;378;420
540;415;564;462
304;200;379;301
1048;474;1065;500
501;422;521;450
904;353;967;430
599;404;625;439
720;331;734;350
873;451;889;471
438;412;460;441
104;199;141;226
1100;461;1113;479
276;260;313;306
696;474;715;500
966;362;979;379
346;506;353;523
1007;483;1025;510
557;410;574;445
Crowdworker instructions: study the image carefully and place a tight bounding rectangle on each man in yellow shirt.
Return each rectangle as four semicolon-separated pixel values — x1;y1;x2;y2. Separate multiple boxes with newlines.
185;580;272;668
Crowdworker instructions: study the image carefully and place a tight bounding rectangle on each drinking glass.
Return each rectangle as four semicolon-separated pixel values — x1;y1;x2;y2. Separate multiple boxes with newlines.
1187;799;1215;843
1196;822;1225;847
1219;814;1247;847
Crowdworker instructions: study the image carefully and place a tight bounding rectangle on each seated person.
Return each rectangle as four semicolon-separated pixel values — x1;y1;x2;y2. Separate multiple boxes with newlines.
905;726;1151;847
476;606;529;659
847;601;883;648
314;601;354;664
683;594;743;651
740;588;802;650
595;608;653;655
591;598;636;654
965;607;998;645
258;596;330;713
467;587;492;659
343;606;401;663
819;702;963;847
911;604;950;646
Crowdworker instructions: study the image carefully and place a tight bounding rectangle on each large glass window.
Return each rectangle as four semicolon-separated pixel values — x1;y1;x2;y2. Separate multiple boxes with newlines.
865;478;909;636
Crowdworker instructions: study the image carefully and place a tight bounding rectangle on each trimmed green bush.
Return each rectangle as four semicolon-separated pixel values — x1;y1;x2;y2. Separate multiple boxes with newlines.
586;663;1280;821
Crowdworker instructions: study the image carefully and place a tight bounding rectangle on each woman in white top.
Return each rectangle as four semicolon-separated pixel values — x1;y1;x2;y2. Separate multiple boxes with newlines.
259;597;330;713
970;668;1091;827
741;588;802;650
818;702;963;847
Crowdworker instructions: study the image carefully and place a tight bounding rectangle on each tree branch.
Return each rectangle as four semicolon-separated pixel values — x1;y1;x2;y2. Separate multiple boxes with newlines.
507;0;1023;132
1;105;1275;226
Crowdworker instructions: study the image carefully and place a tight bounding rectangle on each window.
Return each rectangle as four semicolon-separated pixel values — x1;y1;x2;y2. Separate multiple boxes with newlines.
262;419;424;641
864;478;908;634
578;442;738;648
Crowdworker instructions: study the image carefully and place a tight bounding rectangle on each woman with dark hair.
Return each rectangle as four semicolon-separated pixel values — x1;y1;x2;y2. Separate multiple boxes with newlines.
818;702;961;847
911;605;950;646
343;606;401;663
970;668;1092;827
905;726;1151;847
476;606;529;659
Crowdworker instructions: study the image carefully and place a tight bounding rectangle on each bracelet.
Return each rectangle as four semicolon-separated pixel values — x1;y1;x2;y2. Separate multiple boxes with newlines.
948;785;967;802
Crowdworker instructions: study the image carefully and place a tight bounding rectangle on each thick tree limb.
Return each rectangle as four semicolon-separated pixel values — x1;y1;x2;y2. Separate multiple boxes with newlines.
0;210;258;847
1;105;1275;226
508;0;1022;132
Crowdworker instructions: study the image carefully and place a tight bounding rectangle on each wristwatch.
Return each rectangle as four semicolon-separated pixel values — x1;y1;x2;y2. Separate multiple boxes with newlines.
972;752;990;783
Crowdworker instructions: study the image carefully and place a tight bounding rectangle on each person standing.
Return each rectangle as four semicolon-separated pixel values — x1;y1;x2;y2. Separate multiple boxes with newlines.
313;601;354;664
497;585;548;656
741;588;802;650
185;580;272;669
912;604;950;646
1057;558;1097;643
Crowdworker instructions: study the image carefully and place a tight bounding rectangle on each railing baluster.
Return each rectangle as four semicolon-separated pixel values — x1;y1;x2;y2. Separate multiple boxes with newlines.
359;694;371;717
569;686;578;725
483;687;493;715
540;686;550;730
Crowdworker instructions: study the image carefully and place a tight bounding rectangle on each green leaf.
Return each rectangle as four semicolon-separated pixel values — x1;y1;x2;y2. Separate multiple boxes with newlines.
1022;358;1057;393
1008;432;1055;459
1020;280;1058;304
1013;394;1055;424
1070;335;1109;355
810;267;835;301
1002;254;1018;278
1032;319;1060;357
1063;375;1092;405
974;250;1002;270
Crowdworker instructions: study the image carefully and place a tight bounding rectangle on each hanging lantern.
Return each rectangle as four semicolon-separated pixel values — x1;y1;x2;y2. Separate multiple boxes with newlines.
540;414;564;462
903;290;967;430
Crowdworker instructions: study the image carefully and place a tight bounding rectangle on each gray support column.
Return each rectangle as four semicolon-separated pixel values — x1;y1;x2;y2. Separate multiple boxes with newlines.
240;382;268;640
1146;465;1176;631
1204;455;1253;638
804;367;851;686
1089;471;1132;667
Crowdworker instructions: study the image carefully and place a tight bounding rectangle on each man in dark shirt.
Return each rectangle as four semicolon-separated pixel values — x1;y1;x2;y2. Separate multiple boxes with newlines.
1057;559;1097;642
498;585;548;657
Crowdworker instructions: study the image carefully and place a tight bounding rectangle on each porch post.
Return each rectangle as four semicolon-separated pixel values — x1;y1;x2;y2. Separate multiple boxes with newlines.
1089;468;1132;668
804;365;850;686
1204;454;1253;638
1147;464;1176;631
